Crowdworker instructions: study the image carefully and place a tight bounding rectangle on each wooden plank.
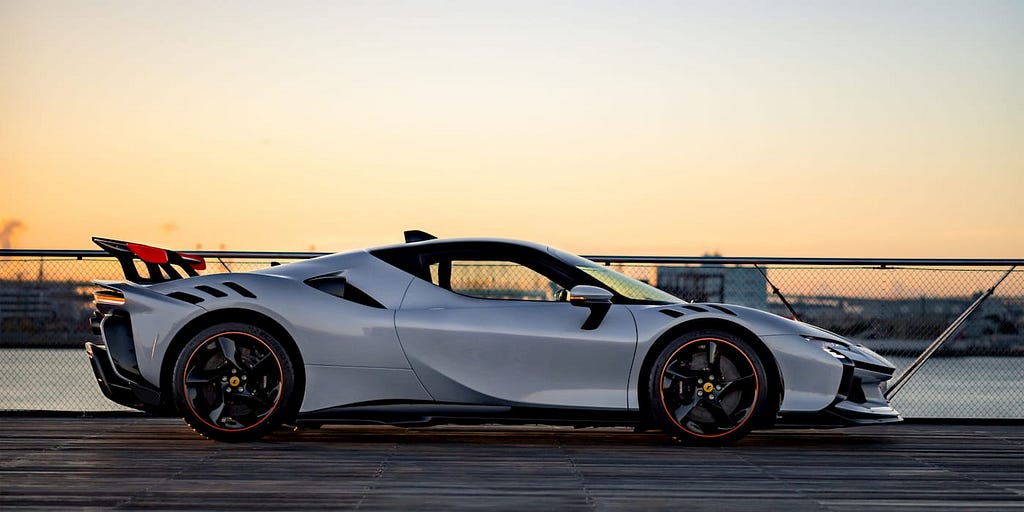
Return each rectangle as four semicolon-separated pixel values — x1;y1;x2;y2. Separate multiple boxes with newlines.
0;418;1021;511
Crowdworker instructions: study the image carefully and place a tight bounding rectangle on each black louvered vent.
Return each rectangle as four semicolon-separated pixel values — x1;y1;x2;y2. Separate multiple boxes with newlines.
706;304;737;316
659;308;685;318
195;285;227;298
223;282;257;298
167;291;204;304
682;305;708;313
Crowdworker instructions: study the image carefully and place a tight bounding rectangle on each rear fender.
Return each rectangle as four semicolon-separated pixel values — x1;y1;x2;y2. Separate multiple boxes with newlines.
94;281;208;387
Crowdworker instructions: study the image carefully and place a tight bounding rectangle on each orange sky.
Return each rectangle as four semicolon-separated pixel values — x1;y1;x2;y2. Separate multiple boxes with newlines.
2;2;1022;257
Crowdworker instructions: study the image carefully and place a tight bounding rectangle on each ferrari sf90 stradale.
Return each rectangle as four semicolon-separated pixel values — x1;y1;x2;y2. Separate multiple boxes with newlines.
86;232;900;444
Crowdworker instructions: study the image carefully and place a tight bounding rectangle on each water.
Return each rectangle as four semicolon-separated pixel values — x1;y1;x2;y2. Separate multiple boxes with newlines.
0;348;135;411
1;349;1021;418
884;356;1023;418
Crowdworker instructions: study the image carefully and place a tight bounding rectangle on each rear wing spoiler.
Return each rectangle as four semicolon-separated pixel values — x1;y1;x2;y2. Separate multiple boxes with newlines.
92;237;207;285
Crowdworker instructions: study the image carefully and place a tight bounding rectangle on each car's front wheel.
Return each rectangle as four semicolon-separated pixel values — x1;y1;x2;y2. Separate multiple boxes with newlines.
648;329;770;446
171;322;298;441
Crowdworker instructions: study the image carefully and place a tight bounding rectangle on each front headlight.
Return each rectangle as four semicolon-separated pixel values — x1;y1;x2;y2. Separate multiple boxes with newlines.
803;335;897;375
803;335;852;362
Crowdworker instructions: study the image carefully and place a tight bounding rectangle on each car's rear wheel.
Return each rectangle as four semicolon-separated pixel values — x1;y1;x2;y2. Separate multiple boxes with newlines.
648;329;769;446
171;322;297;441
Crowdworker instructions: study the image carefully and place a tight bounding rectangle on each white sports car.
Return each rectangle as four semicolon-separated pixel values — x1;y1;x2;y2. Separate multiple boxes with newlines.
86;231;900;444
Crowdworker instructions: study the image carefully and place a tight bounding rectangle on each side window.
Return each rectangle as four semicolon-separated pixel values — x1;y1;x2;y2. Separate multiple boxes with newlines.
429;262;440;285
437;260;562;301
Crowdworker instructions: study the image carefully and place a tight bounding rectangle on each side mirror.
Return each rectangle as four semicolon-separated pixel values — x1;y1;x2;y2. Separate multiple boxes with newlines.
568;285;613;330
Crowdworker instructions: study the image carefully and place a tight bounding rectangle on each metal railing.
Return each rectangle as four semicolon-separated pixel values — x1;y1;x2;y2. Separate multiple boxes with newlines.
1;249;1021;418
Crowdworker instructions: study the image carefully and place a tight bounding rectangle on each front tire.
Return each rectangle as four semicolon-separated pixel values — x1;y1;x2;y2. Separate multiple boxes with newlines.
648;329;770;446
171;322;298;441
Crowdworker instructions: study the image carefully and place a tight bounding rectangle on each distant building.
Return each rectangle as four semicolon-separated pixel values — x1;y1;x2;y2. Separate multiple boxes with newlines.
0;279;94;347
656;265;767;309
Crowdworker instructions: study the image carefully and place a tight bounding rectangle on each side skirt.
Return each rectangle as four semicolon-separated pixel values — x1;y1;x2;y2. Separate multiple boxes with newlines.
295;402;642;428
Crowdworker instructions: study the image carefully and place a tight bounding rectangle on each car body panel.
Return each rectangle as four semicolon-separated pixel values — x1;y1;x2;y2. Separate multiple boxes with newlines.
396;278;638;408
301;366;431;412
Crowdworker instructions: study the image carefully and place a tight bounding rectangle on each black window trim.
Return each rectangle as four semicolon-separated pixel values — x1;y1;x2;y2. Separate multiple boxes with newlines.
422;249;575;303
371;241;666;305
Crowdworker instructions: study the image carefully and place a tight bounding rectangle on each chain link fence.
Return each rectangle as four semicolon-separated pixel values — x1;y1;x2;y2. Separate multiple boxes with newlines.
1;252;1021;418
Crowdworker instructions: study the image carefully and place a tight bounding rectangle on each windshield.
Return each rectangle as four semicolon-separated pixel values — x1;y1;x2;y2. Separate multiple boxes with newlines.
577;265;683;303
549;248;682;304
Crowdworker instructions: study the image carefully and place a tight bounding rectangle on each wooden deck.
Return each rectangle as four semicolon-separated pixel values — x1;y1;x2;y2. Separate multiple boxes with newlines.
1;416;1021;511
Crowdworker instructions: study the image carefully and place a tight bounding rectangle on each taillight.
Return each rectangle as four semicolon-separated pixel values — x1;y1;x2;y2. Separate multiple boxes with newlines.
93;289;125;310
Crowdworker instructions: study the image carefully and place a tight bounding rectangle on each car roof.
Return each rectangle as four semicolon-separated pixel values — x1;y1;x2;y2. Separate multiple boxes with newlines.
368;237;554;254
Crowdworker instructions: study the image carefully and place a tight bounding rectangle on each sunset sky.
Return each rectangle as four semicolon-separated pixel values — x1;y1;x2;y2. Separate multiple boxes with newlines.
2;1;1021;257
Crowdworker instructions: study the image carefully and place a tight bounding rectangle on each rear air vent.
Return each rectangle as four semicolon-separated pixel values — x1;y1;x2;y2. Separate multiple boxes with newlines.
706;304;737;316
305;275;386;309
659;308;685;318
167;291;204;304
195;285;227;298
222;282;257;298
682;305;708;313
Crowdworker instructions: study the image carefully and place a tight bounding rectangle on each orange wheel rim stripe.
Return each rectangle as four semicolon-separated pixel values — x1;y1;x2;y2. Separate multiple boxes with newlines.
658;337;760;439
182;331;284;433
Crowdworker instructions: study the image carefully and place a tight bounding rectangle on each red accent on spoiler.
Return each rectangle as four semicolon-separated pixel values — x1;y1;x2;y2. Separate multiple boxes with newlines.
93;236;207;284
180;253;207;271
126;243;169;264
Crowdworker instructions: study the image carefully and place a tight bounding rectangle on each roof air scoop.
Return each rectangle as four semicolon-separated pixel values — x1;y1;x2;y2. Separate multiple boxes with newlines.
404;230;437;243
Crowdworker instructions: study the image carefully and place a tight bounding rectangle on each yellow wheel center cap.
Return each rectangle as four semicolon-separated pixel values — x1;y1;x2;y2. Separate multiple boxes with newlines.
229;376;241;387
703;382;715;393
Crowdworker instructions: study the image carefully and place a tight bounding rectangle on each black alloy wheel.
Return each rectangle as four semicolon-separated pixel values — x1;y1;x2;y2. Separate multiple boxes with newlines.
171;322;297;441
648;329;769;445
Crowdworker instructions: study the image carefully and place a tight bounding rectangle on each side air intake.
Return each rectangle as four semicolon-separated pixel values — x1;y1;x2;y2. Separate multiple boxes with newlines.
305;274;386;309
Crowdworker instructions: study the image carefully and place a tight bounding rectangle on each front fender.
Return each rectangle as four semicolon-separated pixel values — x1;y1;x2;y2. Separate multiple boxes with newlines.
626;304;845;412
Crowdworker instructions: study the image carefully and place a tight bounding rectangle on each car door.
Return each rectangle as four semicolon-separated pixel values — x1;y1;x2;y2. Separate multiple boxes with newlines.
395;254;638;409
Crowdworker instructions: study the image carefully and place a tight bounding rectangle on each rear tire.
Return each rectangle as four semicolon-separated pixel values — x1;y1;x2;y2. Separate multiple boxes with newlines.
171;322;298;441
647;329;769;446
